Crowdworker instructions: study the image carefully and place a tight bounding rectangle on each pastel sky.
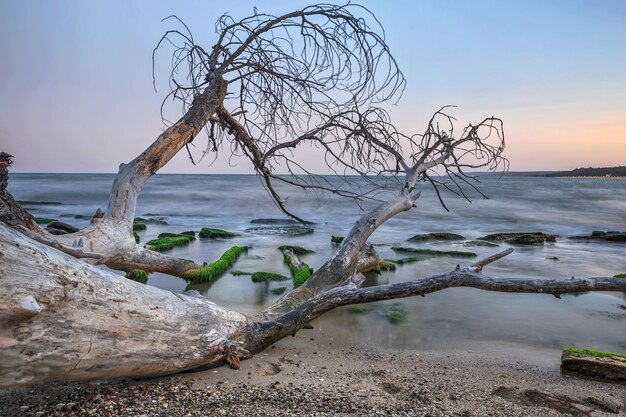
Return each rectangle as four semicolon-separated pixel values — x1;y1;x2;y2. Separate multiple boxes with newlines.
1;0;625;173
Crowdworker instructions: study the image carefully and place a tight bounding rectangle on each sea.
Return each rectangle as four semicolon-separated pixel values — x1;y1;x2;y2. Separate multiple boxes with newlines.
8;173;626;354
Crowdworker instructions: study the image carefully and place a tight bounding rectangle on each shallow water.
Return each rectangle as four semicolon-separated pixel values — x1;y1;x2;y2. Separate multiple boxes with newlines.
8;173;626;353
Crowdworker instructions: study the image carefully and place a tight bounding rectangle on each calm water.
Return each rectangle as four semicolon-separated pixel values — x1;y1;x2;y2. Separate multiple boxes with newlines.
8;173;626;353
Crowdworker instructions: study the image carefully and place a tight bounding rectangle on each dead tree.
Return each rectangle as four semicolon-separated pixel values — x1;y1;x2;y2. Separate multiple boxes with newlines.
1;4;625;388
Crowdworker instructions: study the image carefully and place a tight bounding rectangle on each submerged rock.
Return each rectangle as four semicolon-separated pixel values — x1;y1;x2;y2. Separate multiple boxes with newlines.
134;216;168;225
198;227;237;239
331;235;344;244
251;272;290;282
133;222;147;231
245;226;314;236
479;232;556;245
46;221;79;234
250;218;300;225
33;217;56;225
457;240;499;247
570;230;626;243
408;232;465;242
391;247;477;258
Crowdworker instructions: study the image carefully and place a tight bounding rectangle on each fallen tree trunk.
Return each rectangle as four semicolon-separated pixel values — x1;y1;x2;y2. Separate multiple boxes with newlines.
3;222;625;389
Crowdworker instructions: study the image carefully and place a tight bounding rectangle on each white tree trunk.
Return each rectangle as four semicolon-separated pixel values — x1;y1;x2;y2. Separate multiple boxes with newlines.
0;223;247;388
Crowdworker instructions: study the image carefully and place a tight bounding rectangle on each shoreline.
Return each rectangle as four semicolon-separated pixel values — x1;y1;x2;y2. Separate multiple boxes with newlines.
2;327;624;417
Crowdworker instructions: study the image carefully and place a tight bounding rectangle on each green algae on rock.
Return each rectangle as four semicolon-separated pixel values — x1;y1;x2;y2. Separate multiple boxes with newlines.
230;270;252;276
146;235;192;252
133;222;147;231
331;235;344;244
570;230;626;243
277;245;315;255
125;269;149;284
391;247;477;258
134;232;140;244
251;272;290;282
614;273;626;278
198;227;237;239
33;217;56;225
388;256;421;265
179;246;249;282
271;286;287;295
283;251;314;288
479;232;556;245
408;232;465;242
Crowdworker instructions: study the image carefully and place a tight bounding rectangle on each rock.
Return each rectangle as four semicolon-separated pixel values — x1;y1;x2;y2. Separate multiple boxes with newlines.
133;216;168;225
251;218;300;224
133;222;147;231
198;227;237;238
46;221;79;233
479;232;556;245
560;348;626;383
408;232;465;241
245;226;314;236
33;217;56;224
569;230;626;243
251;272;290;282
331;235;344;244
391;247;477;258
46;228;69;235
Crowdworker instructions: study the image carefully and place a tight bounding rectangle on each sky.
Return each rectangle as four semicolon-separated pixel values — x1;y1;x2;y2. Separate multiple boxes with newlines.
1;0;625;173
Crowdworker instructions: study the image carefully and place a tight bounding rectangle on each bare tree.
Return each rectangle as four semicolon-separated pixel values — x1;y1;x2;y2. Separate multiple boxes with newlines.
1;4;624;388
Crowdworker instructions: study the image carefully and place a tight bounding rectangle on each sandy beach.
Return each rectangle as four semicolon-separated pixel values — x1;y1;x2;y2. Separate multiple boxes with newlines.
1;322;624;417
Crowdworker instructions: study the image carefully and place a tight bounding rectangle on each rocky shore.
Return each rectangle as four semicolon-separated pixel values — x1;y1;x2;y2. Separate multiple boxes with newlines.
1;328;624;417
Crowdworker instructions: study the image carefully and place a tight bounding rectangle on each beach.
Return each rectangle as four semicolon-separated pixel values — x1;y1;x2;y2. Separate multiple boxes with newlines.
1;323;624;417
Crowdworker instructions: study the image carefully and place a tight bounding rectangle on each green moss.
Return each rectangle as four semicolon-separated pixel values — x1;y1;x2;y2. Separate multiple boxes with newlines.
384;308;406;323
618;304;626;311
562;347;626;360
158;231;196;241
133;232;140;244
479;232;556;244
134;217;168;225
391;247;477;258
331;235;344;244
614;273;626;278
125;269;149;284
251;272;290;282
283;254;314;288
278;245;315;255
271;287;287;295
198;227;237;239
179;246;249;282
146;235;191;252
133;222;147;231
408;232;465;241
389;256;420;265
230;270;252;276
34;217;56;224
365;261;397;273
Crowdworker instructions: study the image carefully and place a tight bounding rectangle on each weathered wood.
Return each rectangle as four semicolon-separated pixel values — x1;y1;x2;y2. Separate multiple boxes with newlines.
561;351;626;383
0;224;247;388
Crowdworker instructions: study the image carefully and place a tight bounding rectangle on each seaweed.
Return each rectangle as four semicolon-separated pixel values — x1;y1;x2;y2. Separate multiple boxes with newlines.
278;245;315;255
331;235;344;244
283;253;314;288
251;272;290;282
125;269;149;284
179;246;249;282
198;227;237;239
33;217;56;225
391;247;477;258
271;287;287;295
408;232;465;241
562;347;626;360
146;235;192;252
133;222;147;231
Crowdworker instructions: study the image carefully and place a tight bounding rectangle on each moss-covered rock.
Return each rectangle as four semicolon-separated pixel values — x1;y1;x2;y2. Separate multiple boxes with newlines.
146;235;192;252
230;270;252;276
198;227;237;239
331;235;344;244
179;246;249;282
133;222;147;231
363;261;397;274
459;240;499;247
271;287;287;295
134;217;168;225
277;245;315;255
158;231;196;241
391;247;477;258
245;226;314;236
389;256;420;265
283;253;314;288
479;232;556;245
571;231;626;242
46;221;79;234
33;217;56;225
251;272;290;282
345;303;406;324
408;232;465;241
133;232;140;244
614;273;626;278
125;269;149;284
561;348;626;383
